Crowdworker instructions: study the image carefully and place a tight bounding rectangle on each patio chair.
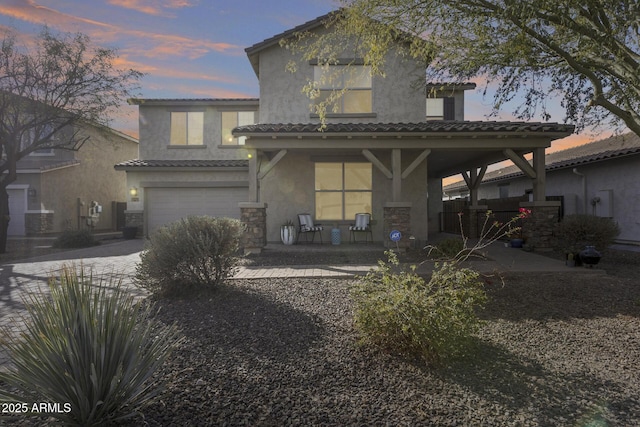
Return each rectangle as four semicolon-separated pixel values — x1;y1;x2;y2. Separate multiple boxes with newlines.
349;213;373;243
297;213;324;244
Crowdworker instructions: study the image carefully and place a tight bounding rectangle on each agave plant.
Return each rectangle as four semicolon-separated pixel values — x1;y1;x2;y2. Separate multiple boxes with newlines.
0;264;181;426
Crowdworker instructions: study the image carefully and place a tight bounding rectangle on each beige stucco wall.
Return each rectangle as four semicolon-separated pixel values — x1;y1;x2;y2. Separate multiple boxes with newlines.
258;148;432;243
39;127;138;233
138;104;256;161
256;41;426;124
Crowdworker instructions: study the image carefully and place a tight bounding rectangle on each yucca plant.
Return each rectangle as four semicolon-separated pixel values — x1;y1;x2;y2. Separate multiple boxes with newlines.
0;265;181;426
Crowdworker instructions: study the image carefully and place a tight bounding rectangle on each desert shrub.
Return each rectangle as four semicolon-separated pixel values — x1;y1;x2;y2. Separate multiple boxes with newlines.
428;237;465;259
555;214;620;254
135;216;245;296
0;265;180;426
52;229;99;248
351;251;487;365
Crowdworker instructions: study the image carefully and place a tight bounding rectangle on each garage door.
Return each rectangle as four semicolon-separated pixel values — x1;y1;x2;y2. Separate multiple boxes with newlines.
7;189;26;236
146;187;248;234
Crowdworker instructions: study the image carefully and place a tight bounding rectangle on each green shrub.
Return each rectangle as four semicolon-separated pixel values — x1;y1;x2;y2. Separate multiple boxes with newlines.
428;237;465;260
135;215;245;296
555;214;620;254
0;265;180;426
52;229;99;248
352;251;487;365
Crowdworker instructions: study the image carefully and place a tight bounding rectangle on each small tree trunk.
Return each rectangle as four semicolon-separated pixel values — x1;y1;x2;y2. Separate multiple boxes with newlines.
0;186;10;254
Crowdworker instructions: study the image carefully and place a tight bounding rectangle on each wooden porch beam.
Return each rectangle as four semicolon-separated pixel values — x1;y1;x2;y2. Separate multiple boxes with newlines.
257;149;287;180
504;149;536;179
401;149;431;179
362;149;392;179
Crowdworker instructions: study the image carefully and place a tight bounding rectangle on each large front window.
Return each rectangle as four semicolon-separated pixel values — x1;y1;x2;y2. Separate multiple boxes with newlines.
221;111;256;145
315;162;372;220
314;65;372;114
170;112;203;145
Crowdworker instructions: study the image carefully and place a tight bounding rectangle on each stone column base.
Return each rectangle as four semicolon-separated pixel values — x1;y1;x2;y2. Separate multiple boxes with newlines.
239;202;267;254
124;210;144;237
383;202;412;249
462;205;488;239
25;212;54;236
520;201;560;252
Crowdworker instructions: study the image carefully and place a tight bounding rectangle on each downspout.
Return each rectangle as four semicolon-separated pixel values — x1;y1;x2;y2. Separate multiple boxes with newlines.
572;168;587;214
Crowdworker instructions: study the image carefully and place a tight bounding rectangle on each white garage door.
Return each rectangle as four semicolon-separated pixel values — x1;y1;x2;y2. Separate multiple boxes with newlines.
147;187;247;234
7;189;26;236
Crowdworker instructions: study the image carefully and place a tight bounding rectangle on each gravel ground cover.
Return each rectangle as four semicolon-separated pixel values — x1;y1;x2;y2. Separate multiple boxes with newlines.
4;244;640;426
127;246;640;427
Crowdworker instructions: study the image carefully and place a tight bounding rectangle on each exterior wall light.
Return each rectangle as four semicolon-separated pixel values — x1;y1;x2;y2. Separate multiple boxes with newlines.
129;187;138;197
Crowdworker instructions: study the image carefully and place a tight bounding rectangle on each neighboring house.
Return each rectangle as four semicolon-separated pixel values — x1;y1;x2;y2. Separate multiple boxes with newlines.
444;133;640;244
8;125;138;236
119;11;575;249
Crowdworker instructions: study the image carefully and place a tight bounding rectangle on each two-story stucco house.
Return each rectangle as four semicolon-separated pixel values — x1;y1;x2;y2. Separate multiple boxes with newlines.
9;124;138;236
119;11;575;251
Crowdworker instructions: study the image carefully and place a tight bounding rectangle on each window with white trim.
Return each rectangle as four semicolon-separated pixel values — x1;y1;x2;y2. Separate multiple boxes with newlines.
315;162;372;220
221;111;256;145
314;65;372;114
170;111;204;145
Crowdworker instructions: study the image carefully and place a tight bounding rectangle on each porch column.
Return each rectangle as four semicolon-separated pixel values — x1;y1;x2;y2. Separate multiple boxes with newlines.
239;202;267;254
383;202;412;249
392;148;401;202
462;204;488;239
519;201;560;252
532;147;546;202
247;149;258;202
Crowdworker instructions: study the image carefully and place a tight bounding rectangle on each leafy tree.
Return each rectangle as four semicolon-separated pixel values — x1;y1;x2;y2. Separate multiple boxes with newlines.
0;27;142;252
285;2;639;135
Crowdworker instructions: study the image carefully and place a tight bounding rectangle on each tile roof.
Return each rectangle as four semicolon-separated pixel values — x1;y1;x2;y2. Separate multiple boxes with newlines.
245;11;336;55
114;159;249;169
234;121;575;135
444;132;640;191
127;98;259;105
40;159;80;171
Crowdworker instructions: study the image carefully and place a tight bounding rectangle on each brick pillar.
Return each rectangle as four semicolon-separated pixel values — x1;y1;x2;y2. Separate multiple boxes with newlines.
239;202;267;254
462;205;488;239
124;210;144;236
519;201;560;252
383;202;412;249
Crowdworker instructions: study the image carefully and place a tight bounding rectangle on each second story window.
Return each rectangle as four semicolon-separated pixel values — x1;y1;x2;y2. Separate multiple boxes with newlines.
221;111;256;145
170;111;204;145
314;65;372;114
426;97;455;120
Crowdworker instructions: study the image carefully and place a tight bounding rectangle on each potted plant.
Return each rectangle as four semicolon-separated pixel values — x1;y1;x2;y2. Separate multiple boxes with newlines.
280;220;296;245
566;252;575;267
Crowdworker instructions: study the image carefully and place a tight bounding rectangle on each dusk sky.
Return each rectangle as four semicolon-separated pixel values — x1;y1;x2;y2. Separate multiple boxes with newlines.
0;0;613;152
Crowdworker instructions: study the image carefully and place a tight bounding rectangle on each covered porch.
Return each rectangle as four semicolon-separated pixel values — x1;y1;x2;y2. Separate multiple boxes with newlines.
234;121;574;253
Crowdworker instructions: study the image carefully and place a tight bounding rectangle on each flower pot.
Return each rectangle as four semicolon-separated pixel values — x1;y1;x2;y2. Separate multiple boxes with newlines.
579;245;601;268
280;225;296;245
510;238;524;248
